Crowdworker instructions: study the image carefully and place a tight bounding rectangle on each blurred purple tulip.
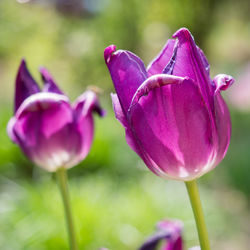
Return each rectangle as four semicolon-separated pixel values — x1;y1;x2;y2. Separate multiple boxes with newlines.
105;28;234;181
139;220;200;250
227;62;250;112
8;60;104;172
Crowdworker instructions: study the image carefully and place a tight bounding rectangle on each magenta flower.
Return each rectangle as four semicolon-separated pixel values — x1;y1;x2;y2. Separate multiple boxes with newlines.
104;28;234;181
8;60;104;172
139;220;200;250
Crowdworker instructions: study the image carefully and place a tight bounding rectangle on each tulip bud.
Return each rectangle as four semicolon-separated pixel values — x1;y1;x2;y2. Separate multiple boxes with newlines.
105;28;234;181
139;220;200;250
8;60;104;172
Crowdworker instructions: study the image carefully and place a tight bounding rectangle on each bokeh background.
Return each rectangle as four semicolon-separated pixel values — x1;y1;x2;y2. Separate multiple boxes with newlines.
0;0;249;249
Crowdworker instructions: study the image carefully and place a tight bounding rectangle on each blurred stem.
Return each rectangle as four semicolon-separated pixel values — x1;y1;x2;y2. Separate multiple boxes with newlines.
185;180;210;250
56;168;78;250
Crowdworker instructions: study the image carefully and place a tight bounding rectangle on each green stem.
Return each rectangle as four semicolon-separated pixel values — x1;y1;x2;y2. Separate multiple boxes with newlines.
56;168;78;250
185;180;210;250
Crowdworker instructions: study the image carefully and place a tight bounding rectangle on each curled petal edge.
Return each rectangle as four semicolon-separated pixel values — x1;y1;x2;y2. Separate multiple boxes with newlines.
14;92;69;119
128;74;191;114
213;74;234;93
104;45;117;64
73;90;105;119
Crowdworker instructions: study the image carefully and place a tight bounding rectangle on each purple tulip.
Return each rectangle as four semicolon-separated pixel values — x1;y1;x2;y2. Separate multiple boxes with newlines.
104;28;234;181
139;220;200;250
8;60;104;172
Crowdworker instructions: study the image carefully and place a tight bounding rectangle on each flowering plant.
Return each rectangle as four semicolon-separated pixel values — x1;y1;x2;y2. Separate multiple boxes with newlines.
7;60;104;250
105;28;234;181
105;28;234;250
8;60;104;172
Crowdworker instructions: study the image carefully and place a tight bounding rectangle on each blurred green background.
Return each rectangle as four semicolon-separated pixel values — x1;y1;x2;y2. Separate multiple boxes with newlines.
0;0;249;249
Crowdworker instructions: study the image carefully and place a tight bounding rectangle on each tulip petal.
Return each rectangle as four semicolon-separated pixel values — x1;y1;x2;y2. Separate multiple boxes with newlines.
139;220;183;250
171;28;214;110
213;93;231;166
11;92;81;171
128;74;185;113
213;74;234;93
197;46;210;75
139;231;172;250
30;123;81;172
106;28;232;181
15;92;70;139
129;77;214;180
104;45;147;112
70;90;104;165
40;67;64;94
15;59;40;112
147;39;176;76
212;75;234;165
111;93;163;176
74;90;104;119
7;117;17;143
111;93;128;127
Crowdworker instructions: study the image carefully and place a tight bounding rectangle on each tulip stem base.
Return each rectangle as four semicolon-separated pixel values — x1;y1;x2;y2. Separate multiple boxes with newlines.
56;168;78;250
185;180;210;250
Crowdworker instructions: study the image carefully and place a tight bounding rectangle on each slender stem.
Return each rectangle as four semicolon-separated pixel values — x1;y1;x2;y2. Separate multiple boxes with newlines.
185;180;210;250
56;168;78;250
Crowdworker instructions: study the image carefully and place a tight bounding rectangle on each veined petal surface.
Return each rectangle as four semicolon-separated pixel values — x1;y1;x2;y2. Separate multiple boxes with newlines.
129;77;214;180
104;45;147;112
106;27;234;181
70;90;104;165
10;92;81;171
147;39;176;76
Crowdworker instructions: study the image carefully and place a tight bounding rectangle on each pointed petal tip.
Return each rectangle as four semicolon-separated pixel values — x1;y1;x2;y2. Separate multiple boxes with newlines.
173;27;191;37
17;58;28;75
15;59;40;112
39;66;48;79
20;58;26;66
39;67;64;95
104;45;116;64
173;27;194;42
39;66;54;85
39;66;46;73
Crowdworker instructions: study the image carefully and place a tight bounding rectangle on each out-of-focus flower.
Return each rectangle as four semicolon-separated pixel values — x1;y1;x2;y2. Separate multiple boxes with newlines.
139;220;200;250
227;62;250;112
105;28;234;181
7;60;104;172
